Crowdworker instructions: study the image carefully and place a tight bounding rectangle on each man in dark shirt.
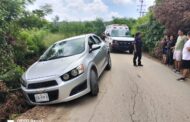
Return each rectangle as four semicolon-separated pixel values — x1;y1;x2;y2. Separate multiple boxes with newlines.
133;32;143;66
167;35;176;65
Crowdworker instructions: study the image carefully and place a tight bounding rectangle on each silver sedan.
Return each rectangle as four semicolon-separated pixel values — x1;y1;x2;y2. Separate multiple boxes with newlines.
21;34;112;105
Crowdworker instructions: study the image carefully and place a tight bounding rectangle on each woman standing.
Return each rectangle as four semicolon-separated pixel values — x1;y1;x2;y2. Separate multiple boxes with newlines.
162;36;169;64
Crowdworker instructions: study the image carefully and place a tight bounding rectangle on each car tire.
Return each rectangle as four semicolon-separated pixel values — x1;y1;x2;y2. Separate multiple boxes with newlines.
106;54;112;70
90;70;99;96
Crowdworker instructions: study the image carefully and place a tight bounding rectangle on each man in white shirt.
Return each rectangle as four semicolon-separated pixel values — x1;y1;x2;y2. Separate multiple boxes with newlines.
178;31;190;81
173;29;187;73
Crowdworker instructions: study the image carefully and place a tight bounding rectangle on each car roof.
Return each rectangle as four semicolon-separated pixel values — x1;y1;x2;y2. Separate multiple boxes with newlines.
55;33;95;44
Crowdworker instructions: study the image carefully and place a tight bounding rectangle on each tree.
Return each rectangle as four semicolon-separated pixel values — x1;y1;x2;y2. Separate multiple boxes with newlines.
40;4;53;16
0;0;27;87
50;15;60;32
18;11;49;29
93;18;105;36
154;0;190;34
0;0;50;87
111;17;136;30
132;11;165;52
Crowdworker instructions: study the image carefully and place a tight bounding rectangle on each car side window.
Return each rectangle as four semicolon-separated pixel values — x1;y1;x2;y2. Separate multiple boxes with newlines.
88;36;96;47
92;36;102;44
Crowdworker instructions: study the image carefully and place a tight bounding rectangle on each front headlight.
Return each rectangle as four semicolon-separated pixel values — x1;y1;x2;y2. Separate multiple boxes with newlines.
62;73;70;81
113;40;118;44
61;64;84;81
71;69;78;77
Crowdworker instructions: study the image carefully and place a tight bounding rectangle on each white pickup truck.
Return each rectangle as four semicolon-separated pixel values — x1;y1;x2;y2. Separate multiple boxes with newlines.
105;24;135;53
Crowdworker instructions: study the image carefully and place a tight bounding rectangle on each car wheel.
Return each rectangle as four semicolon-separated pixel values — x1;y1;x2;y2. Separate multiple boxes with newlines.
90;70;99;96
106;54;112;70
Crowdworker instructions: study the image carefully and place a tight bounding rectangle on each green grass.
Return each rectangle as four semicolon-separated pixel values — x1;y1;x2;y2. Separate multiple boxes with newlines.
43;33;65;47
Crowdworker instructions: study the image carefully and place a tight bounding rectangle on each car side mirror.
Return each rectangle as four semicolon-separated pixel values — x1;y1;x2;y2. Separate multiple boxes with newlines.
89;44;101;53
106;33;110;37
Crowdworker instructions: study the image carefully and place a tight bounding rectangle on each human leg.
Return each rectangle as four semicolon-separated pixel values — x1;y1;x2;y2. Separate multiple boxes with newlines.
137;52;143;66
133;52;138;66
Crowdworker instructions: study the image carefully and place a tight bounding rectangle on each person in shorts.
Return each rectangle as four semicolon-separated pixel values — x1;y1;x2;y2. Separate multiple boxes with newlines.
177;31;190;81
173;29;187;73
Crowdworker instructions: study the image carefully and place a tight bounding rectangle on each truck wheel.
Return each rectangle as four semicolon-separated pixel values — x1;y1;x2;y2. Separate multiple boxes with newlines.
90;70;99;96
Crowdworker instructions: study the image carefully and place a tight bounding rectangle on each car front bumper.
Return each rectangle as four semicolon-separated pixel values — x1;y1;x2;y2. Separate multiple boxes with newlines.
21;73;90;105
112;44;133;52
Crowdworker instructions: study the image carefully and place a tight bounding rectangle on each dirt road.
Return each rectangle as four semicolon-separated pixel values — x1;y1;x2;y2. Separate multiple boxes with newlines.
18;53;190;122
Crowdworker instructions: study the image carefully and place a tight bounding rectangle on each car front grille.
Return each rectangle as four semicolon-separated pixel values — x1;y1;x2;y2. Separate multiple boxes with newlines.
28;80;58;89
118;41;132;46
28;90;59;103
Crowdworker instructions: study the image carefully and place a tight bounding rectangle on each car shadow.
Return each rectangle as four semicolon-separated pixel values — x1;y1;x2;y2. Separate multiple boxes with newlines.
111;51;133;55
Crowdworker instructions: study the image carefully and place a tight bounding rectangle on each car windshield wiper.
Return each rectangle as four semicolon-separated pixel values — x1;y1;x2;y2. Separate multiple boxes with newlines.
39;53;80;61
47;56;60;60
39;56;59;61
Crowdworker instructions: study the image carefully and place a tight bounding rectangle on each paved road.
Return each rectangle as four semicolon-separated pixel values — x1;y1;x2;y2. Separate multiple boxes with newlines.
18;53;190;122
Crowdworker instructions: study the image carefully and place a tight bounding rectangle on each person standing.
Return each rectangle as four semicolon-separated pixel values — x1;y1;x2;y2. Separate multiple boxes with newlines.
133;32;143;66
173;29;187;73
162;36;169;64
177;32;190;81
167;35;176;65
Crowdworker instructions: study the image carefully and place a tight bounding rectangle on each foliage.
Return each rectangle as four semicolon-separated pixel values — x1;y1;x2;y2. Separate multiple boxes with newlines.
0;0;26;87
132;12;165;53
0;42;14;75
0;1;53;119
154;0;190;34
0;65;24;89
50;18;105;37
18;12;49;29
0;0;51;94
43;33;65;47
111;17;136;31
19;29;47;55
131;14;149;35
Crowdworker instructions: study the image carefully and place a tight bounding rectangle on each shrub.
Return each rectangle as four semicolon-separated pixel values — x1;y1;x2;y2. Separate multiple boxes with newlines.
16;29;47;65
132;12;165;53
0;65;24;89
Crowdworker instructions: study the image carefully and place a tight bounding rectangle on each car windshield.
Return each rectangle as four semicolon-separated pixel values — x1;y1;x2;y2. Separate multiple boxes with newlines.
111;29;130;37
39;37;85;61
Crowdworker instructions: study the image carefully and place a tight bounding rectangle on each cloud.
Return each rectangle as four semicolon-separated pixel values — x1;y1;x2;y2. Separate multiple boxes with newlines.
112;0;134;5
27;0;113;21
65;0;108;14
26;0;155;21
146;0;155;7
110;12;123;18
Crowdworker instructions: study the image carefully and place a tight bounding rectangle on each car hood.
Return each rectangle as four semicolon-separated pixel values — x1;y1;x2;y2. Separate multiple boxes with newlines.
25;54;83;80
111;37;134;42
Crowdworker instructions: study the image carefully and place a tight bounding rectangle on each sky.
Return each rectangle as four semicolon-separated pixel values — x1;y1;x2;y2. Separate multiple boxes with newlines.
27;0;155;21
